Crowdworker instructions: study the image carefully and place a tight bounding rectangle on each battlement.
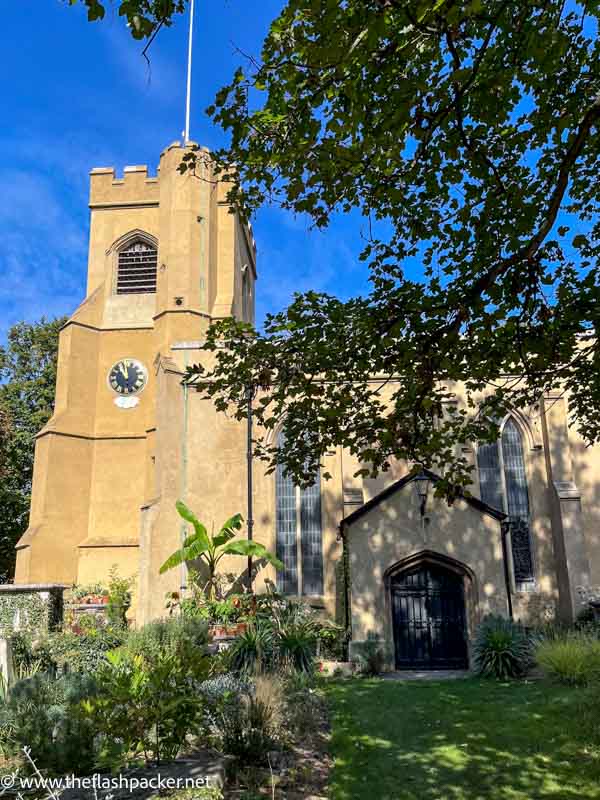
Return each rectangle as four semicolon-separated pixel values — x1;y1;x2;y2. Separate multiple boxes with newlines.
89;164;160;208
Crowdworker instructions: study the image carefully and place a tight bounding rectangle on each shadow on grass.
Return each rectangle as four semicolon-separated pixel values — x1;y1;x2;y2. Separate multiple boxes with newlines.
325;677;600;800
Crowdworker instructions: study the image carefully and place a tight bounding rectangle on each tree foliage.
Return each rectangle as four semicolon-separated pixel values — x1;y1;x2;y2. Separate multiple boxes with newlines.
0;318;65;581
67;0;186;38
176;0;600;491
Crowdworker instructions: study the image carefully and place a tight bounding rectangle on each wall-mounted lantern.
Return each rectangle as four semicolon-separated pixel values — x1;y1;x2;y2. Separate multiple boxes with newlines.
413;470;431;518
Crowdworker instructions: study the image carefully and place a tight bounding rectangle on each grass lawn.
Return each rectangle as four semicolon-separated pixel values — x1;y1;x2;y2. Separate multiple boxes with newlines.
325;677;600;800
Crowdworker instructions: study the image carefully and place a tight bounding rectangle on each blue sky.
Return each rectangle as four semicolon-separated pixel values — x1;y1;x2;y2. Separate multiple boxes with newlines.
0;1;370;342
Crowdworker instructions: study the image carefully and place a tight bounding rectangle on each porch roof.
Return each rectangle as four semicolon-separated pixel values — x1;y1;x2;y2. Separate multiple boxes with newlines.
340;468;506;534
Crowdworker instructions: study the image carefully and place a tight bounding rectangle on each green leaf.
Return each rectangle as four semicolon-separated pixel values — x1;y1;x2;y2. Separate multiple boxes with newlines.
221;540;284;570
175;501;210;550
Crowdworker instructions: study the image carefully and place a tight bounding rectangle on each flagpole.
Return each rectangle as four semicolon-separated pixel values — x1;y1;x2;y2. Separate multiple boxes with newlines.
184;0;195;143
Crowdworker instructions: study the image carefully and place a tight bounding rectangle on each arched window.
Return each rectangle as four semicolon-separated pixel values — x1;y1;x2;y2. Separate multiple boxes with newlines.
241;266;250;322
477;417;535;589
116;239;157;294
275;432;324;596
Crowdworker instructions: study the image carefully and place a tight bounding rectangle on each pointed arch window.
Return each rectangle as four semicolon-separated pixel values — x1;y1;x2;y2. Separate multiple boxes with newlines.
477;418;535;589
117;239;157;294
241;266;251;323
275;432;324;596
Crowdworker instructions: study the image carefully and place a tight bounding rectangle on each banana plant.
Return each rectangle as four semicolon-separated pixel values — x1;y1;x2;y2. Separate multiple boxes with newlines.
159;501;284;600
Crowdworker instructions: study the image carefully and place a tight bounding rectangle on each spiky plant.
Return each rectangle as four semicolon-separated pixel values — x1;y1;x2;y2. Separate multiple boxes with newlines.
473;615;534;679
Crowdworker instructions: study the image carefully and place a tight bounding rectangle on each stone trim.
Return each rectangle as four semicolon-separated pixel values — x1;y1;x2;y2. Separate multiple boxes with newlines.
36;430;146;442
60;320;154;333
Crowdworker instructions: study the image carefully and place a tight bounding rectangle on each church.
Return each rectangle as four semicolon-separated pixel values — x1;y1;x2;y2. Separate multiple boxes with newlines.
13;142;600;670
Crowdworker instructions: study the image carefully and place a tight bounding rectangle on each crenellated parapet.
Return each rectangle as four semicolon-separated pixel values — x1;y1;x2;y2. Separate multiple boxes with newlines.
89;164;160;209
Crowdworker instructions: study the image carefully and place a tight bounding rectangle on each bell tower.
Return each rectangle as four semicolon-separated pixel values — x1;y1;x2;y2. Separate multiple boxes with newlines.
14;142;257;594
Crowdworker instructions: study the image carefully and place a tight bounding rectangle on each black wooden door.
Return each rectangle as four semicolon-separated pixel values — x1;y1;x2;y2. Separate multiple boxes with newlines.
391;564;468;669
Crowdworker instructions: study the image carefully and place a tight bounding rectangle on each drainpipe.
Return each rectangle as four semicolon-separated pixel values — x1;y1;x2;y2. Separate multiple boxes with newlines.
180;354;190;597
338;521;351;652
246;386;254;592
500;520;513;620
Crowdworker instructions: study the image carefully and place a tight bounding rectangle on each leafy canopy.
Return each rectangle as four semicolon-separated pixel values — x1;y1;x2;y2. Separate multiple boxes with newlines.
177;0;600;491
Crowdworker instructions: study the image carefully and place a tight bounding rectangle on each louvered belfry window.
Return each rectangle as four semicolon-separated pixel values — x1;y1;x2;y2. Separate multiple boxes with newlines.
117;240;157;294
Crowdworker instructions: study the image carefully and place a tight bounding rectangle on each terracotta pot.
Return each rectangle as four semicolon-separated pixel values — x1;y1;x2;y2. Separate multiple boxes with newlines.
235;622;248;636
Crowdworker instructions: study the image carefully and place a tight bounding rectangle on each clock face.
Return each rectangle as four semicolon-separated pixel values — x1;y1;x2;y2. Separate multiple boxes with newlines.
108;358;147;396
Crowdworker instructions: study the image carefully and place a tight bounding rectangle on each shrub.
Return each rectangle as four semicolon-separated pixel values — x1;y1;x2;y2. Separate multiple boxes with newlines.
123;617;209;675
536;633;600;686
84;623;211;768
167;789;223;800
0;673;98;775
282;670;325;738
316;621;348;661
351;640;389;676
35;628;127;675
277;620;316;673
473;615;534;679
106;566;134;629
229;624;274;675
214;675;282;765
200;673;252;705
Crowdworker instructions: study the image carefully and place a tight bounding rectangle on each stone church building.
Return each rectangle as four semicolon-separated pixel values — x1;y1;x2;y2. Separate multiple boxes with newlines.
13;143;600;669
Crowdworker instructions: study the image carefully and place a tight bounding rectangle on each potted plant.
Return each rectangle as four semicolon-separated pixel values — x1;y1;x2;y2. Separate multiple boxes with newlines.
71;583;109;605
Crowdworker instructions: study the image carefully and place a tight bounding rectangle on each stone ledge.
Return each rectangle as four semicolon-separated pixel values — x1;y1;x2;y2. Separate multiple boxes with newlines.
0;583;69;592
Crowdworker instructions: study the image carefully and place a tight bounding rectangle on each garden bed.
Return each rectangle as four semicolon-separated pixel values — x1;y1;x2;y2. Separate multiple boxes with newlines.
225;679;331;799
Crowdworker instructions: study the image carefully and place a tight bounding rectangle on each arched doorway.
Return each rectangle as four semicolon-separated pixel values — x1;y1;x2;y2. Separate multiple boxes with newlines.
390;559;469;669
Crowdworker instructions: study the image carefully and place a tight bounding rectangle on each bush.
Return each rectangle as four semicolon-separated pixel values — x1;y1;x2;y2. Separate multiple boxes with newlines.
84;617;211;766
123;616;209;674
213;674;282;765
106;566;134;629
229;624;274;675
0;673;98;775
316;621;348;661
200;673;252;705
11;627;127;676
351;640;389;676
473;615;534;679
277;620;316;673
536;633;600;685
49;629;126;674
282;670;325;738
167;789;223;800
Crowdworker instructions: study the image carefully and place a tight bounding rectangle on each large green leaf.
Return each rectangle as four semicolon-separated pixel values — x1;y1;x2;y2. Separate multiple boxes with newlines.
212;513;244;547
221;539;284;570
159;536;211;574
175;501;210;551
